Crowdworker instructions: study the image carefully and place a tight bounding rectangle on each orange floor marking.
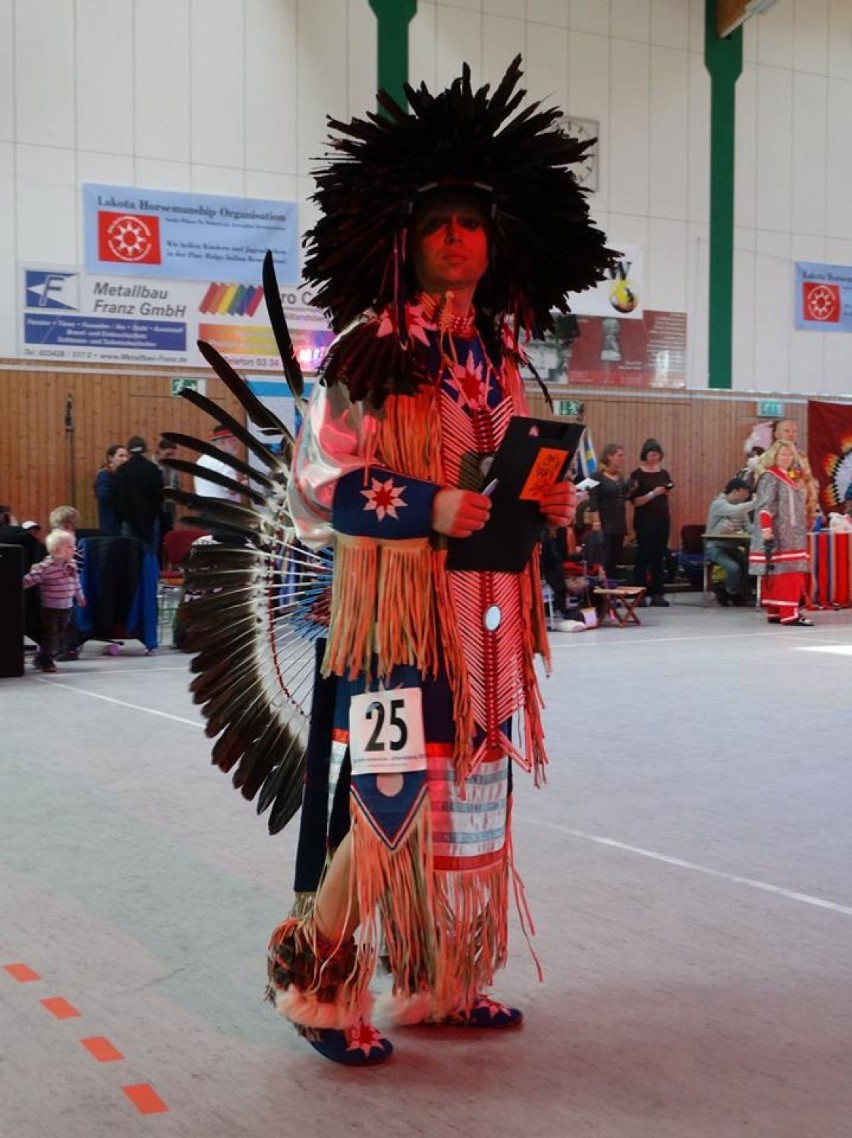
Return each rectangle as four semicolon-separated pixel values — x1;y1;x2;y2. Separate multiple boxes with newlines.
81;1036;124;1062
4;963;41;982
40;996;81;1019
122;1084;169;1115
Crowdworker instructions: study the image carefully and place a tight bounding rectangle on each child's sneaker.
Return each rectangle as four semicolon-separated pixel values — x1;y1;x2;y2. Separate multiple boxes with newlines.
41;663;58;673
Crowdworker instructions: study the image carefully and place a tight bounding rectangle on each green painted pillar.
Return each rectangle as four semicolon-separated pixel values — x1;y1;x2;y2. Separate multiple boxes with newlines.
704;0;743;390
368;0;417;109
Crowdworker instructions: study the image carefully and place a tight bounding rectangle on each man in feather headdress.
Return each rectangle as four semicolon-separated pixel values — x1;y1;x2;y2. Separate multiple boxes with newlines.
265;57;615;1066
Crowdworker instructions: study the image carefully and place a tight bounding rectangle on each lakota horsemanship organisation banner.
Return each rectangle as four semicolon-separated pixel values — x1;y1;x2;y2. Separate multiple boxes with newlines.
82;184;299;283
795;262;852;330
19;184;333;375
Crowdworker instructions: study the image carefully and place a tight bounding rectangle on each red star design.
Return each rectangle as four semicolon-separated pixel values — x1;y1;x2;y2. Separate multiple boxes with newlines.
472;995;510;1019
454;353;486;409
346;1020;384;1055
362;477;406;521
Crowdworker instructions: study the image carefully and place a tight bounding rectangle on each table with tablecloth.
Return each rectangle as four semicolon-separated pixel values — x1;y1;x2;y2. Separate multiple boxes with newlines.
808;530;852;607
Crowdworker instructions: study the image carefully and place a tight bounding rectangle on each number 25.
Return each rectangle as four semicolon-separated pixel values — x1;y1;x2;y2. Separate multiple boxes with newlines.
364;698;408;752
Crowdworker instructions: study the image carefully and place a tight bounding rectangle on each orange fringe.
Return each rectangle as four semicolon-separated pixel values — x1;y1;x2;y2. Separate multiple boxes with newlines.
376;541;438;675
426;856;511;1017
519;561;549;788
322;535;436;681
349;790;515;1020
350;792;438;996
322;536;378;680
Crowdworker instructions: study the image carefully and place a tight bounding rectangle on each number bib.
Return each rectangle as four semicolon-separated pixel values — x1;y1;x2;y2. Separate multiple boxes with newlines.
349;687;427;776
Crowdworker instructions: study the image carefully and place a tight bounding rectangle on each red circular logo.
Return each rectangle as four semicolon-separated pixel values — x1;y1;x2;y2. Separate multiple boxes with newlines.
804;282;840;322
105;214;155;262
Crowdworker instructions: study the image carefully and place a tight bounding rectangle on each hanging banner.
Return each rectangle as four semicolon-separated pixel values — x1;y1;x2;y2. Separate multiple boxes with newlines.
19;265;333;373
795;262;852;330
82;184;299;284
523;309;686;388
567;244;643;320
807;400;852;510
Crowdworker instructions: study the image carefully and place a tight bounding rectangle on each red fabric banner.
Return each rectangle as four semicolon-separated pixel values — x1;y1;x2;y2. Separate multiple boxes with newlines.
807;400;852;511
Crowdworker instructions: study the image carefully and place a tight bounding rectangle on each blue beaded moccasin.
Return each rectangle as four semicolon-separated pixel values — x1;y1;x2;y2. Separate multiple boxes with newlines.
304;1019;394;1066
442;995;523;1029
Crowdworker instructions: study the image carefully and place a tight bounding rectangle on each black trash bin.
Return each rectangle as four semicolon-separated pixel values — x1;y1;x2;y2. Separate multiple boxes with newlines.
0;544;24;677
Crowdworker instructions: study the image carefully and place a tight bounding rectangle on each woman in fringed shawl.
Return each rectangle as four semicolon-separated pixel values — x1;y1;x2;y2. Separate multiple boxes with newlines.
264;58;615;1066
749;440;813;626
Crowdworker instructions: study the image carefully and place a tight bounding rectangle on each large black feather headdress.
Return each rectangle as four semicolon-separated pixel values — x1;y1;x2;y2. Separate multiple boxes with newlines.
303;55;615;339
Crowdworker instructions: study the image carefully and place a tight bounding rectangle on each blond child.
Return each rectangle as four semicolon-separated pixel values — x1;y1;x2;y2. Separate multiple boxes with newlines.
23;529;86;672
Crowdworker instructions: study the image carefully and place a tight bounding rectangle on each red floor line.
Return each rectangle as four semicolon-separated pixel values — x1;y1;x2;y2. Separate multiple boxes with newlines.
80;1036;125;1062
6;960;166;1112
4;962;41;982
122;1084;169;1115
40;996;81;1019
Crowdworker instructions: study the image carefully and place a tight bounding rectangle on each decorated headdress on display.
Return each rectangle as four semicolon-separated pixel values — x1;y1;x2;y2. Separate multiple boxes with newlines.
304;55;615;341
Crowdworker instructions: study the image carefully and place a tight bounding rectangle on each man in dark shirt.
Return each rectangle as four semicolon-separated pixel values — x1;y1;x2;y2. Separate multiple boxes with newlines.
113;436;163;553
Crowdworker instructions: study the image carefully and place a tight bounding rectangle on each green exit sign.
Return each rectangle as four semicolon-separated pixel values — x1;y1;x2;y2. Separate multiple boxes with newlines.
171;377;206;397
555;398;584;418
757;400;784;418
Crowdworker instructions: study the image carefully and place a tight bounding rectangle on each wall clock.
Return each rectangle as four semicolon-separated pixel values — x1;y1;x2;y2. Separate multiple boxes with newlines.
561;116;600;192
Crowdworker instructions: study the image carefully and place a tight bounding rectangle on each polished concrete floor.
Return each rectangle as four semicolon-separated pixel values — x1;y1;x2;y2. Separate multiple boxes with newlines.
2;595;851;1137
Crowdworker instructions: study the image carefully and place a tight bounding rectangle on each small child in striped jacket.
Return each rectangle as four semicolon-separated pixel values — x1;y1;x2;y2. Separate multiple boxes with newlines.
23;529;86;673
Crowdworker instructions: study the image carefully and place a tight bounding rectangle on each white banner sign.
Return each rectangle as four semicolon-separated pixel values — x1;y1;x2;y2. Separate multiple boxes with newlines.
19;265;333;374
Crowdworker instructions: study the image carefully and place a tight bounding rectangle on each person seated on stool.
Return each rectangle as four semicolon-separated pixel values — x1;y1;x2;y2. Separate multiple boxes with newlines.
705;477;753;606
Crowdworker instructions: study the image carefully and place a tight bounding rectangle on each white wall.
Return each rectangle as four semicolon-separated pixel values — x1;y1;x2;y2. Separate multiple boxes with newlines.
1;0;851;395
734;0;852;396
412;0;710;385
0;0;375;358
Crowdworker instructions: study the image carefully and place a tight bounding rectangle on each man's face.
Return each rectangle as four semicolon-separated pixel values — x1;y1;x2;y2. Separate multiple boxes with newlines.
214;434;239;455
731;488;750;503
775;420;797;444
411;195;489;298
156;444;176;463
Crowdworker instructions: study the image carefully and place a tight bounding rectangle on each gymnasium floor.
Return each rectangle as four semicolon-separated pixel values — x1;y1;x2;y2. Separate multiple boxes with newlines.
2;595;851;1138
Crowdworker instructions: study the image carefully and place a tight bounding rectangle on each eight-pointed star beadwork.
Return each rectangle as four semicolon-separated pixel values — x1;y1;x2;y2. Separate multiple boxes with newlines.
345;1019;386;1056
452;352;487;411
361;476;407;521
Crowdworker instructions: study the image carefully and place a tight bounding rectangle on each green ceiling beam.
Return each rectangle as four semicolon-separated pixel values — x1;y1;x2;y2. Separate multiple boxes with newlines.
704;0;743;390
368;0;417;110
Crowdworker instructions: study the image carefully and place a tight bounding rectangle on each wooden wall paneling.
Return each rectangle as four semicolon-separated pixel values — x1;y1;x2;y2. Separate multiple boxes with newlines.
1;363;811;550
0;365;247;529
528;388;806;547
